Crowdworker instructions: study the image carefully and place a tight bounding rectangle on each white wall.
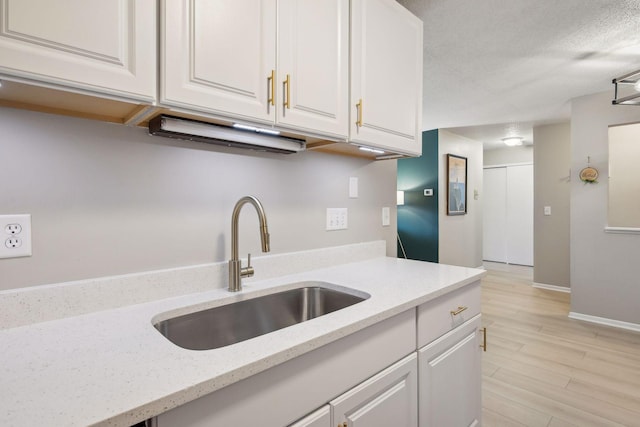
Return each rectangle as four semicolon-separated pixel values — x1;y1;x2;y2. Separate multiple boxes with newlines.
0;107;397;291
438;130;483;268
571;91;640;325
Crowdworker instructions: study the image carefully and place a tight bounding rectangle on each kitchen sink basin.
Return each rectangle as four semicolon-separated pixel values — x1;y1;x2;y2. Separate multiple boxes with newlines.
153;284;369;350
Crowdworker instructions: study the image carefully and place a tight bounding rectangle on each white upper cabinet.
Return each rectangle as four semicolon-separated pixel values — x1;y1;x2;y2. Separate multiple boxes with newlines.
161;0;276;124
161;0;349;139
277;0;349;138
0;0;156;102
350;0;423;156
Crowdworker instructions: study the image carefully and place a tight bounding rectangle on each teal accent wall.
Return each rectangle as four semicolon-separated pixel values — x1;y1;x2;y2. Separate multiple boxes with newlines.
397;130;439;262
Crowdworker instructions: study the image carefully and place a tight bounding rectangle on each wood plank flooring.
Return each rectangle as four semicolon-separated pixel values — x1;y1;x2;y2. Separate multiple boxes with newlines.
481;263;640;427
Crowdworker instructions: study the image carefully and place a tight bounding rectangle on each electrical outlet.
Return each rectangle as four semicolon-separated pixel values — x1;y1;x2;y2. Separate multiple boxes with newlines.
0;214;32;259
5;223;22;234
5;237;22;248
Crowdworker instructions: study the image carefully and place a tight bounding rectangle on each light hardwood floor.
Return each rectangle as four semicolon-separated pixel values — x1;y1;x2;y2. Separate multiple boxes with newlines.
481;263;640;427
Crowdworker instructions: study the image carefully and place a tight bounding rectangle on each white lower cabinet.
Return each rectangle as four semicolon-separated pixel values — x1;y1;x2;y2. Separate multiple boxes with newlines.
331;353;417;427
289;405;330;427
418;315;483;427
154;282;482;427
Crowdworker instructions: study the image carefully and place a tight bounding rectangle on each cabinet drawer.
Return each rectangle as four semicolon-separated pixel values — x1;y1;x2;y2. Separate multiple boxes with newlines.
417;281;481;347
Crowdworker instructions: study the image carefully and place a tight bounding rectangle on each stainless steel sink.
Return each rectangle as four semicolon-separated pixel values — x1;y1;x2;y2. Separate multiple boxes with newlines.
154;284;369;350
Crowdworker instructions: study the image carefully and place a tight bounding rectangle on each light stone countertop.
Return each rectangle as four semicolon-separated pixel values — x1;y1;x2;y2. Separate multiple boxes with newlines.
0;256;484;426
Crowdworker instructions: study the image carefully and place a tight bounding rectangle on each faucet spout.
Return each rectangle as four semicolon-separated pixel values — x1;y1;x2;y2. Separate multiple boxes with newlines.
228;196;270;292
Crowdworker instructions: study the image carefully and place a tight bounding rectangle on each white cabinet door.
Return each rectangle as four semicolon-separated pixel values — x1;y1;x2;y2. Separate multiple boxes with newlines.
350;0;423;156
331;353;418;427
161;0;276;124
289;405;330;427
277;0;349;138
0;0;156;102
418;316;482;427
161;0;349;138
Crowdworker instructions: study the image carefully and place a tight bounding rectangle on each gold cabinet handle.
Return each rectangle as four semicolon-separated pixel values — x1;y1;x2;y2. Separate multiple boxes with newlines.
268;70;275;106
480;327;487;352
356;99;363;127
450;306;468;316
284;74;291;109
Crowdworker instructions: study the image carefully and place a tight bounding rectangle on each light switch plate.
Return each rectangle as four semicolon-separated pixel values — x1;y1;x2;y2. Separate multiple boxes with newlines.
382;207;390;226
326;208;348;230
544;206;551;216
349;177;358;198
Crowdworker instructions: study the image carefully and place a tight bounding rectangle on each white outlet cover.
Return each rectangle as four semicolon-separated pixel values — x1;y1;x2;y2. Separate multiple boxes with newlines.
382;207;390;226
0;214;32;259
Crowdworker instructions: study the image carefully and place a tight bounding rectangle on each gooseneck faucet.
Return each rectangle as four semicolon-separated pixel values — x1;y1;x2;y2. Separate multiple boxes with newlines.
228;196;270;292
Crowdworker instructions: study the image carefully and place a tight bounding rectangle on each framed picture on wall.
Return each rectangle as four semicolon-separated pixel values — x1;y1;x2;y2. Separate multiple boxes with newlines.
447;154;467;215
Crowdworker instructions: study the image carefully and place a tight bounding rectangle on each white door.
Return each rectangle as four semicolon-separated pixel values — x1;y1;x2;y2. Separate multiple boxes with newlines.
418;316;482;427
350;0;423;156
277;0;349;139
506;165;534;266
331;353;418;427
483;167;508;263
0;0;156;101
483;164;534;266
161;0;276;124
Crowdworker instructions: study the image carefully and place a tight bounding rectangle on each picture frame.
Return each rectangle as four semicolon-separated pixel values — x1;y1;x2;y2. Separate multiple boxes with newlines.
447;154;467;215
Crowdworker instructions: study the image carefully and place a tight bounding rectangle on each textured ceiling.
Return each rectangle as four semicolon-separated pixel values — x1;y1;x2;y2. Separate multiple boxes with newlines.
397;0;640;148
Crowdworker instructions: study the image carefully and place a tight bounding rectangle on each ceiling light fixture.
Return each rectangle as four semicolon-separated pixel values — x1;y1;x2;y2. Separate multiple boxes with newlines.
502;136;524;147
612;68;640;106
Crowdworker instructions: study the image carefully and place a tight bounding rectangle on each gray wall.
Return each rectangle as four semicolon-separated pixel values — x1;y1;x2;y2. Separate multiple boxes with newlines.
571;91;640;324
0;107;397;291
533;122;571;288
438;130;483;268
483;145;533;166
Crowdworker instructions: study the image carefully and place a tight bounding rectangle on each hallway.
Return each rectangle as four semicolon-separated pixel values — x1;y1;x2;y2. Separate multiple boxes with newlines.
481;264;640;426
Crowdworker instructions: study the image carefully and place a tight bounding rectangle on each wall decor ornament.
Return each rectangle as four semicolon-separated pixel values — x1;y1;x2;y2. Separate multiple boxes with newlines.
580;157;598;184
447;154;467;215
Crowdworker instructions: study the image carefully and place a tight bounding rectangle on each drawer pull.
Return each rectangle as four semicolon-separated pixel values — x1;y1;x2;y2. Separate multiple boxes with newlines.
450;306;468;316
267;69;275;106
480;327;487;352
356;99;363;127
284;74;291;109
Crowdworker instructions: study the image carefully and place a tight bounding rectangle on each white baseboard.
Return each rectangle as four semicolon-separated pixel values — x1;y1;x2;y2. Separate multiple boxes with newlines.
533;282;571;293
569;312;640;332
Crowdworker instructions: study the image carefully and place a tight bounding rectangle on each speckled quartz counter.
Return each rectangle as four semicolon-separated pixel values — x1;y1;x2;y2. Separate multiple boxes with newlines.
0;248;484;426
